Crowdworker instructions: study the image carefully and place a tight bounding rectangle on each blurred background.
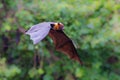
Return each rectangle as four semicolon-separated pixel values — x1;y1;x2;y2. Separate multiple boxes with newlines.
0;0;120;80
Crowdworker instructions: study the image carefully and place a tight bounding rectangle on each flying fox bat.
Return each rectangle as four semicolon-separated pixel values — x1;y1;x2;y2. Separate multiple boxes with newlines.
26;22;83;65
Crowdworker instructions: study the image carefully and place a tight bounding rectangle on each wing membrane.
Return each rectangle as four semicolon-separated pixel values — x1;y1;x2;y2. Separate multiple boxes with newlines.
26;22;53;44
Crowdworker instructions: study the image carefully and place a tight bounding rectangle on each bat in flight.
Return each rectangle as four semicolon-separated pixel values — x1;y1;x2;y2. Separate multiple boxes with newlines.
26;22;83;65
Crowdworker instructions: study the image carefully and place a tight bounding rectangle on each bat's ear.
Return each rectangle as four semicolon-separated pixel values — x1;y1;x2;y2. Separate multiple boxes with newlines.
50;24;54;29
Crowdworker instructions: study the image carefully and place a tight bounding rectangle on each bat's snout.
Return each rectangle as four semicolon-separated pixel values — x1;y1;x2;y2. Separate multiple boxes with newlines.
58;23;64;30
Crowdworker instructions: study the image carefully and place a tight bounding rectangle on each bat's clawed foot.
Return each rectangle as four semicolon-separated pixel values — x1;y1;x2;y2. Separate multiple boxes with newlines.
70;55;83;66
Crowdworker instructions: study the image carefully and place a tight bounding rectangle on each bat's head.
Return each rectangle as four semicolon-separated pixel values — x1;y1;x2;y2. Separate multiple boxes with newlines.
50;22;64;30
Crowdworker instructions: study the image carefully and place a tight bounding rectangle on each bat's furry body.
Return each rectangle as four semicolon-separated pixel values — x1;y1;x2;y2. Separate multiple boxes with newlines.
49;29;83;65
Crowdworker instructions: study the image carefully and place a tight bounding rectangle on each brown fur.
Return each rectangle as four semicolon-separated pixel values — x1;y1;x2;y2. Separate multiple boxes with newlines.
48;29;83;65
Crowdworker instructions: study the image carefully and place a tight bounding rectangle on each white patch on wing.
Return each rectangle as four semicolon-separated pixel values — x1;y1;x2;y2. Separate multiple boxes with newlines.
26;22;54;44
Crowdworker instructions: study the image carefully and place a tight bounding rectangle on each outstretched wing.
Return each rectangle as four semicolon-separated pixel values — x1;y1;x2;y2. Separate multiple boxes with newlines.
48;29;83;65
26;22;54;44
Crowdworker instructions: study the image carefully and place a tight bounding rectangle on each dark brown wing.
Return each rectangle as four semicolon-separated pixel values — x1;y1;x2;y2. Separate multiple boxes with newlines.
48;29;83;65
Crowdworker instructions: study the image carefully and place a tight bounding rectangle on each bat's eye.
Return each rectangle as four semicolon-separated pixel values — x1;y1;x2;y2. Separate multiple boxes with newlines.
50;24;54;29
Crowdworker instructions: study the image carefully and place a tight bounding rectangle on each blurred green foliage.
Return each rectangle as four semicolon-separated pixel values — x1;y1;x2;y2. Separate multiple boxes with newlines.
0;0;120;80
